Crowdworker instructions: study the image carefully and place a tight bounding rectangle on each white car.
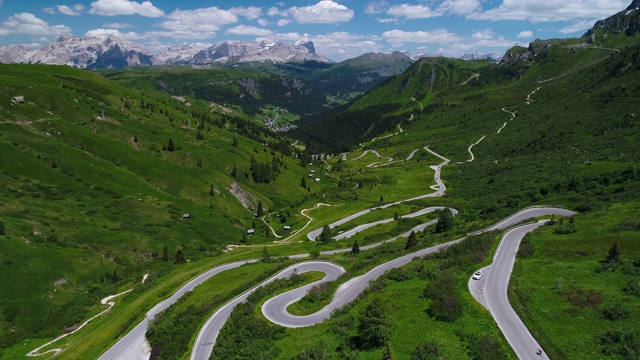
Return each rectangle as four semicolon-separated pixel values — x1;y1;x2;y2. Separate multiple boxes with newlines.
472;270;483;280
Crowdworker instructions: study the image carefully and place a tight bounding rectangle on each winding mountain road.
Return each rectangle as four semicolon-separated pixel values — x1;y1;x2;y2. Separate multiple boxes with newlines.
99;138;572;360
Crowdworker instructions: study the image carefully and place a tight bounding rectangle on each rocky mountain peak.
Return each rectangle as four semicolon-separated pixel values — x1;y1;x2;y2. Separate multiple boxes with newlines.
627;0;640;11
584;0;640;41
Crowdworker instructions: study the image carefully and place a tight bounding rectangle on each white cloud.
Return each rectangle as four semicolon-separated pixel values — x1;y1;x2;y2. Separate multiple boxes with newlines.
301;32;383;60
277;19;290;26
267;7;284;16
472;0;627;22
257;19;271;26
288;0;354;24
43;7;56;14
103;22;135;29
226;25;273;37
74;4;85;12
89;0;164;17
57;5;81;16
517;30;533;38
386;4;443;19
0;13;71;36
230;6;263;20
382;29;461;44
439;0;481;16
559;19;597;34
472;29;495;40
160;7;238;33
365;0;389;14
85;28;123;38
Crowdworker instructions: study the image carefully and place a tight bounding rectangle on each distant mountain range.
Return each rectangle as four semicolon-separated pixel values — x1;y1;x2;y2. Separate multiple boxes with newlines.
0;35;329;69
0;34;498;70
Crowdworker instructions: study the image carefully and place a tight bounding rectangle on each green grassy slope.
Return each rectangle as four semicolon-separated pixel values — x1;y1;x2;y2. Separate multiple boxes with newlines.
0;63;326;355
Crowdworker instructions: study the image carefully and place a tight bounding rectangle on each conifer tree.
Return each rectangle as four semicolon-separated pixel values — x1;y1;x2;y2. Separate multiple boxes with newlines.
174;248;186;264
320;225;332;244
436;208;454;233
167;138;175;152
351;239;360;255
256;201;264;217
162;244;169;262
405;231;418;249
301;176;307;188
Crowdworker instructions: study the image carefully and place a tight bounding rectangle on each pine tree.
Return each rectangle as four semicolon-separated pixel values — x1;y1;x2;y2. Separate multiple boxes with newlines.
51;160;58;168
262;246;271;261
606;242;621;265
231;165;237;177
111;269;120;283
162;244;169;262
301;176;307;188
232;133;238;147
319;225;332;244
167;138;175;152
209;184;215;196
379;195;384;203
174;248;186;264
0;218;5;235
435;208;454;233
133;134;138;143
256;201;264;217
405;231;418;250
359;298;392;348
394;211;399;221
351;239;360;255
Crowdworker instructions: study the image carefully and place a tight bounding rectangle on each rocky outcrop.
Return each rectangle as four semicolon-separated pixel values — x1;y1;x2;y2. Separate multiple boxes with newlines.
584;0;640;42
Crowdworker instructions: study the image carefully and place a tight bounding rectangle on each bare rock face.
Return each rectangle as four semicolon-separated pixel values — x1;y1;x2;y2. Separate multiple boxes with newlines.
0;34;161;68
11;96;25;105
584;0;640;40
191;39;330;65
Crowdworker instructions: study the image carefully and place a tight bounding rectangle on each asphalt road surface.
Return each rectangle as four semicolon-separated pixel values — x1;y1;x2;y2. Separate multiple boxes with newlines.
484;222;553;360
98;260;257;360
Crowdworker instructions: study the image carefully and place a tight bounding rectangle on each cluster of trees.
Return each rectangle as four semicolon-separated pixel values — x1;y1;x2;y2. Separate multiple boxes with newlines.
293;104;404;153
249;155;284;183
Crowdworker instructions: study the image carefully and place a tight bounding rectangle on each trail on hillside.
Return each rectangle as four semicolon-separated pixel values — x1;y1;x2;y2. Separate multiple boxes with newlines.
28;290;132;357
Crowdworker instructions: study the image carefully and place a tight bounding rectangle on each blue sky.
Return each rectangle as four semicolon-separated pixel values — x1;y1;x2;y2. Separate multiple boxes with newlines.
0;0;632;60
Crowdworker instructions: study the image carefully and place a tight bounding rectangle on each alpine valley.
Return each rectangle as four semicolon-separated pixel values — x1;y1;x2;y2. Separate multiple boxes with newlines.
0;2;639;360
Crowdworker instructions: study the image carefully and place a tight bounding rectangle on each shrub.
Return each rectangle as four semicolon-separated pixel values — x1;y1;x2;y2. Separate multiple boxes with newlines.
624;279;640;297
600;329;640;359
602;303;630;321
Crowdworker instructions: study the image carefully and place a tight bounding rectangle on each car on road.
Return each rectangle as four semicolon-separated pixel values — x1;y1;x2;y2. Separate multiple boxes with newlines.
472;270;483;280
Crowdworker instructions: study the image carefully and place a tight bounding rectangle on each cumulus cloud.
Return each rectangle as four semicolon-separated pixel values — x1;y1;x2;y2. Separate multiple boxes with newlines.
472;29;496;40
43;5;83;15
288;0;354;24
517;30;533;38
160;7;237;33
472;0;627;22
440;0;482;16
559;19;597;34
386;4;443;19
267;7;284;16
277;19;290;26
226;25;273;37
382;29;461;44
57;5;82;16
257;19;271;26
0;13;71;36
85;28;123;38
230;6;262;20
89;0;164;17
365;0;389;14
